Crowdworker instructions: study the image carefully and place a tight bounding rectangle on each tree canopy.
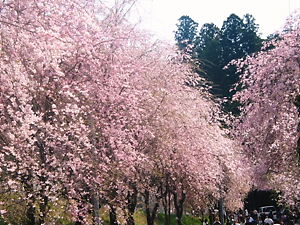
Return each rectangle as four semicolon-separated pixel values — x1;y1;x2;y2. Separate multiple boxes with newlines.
0;0;250;224
232;13;300;204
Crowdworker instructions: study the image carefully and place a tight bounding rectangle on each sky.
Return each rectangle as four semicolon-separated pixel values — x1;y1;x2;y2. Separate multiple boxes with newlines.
129;0;300;42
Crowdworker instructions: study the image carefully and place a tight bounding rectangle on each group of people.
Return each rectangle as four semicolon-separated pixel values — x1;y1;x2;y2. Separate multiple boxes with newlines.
227;209;296;225
202;208;299;225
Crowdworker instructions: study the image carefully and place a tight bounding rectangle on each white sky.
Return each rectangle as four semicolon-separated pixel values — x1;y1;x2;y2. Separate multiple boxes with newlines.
129;0;300;42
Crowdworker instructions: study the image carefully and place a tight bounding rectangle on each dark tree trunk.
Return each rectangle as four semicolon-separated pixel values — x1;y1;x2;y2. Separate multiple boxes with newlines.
24;180;36;225
162;187;171;225
126;186;138;225
209;209;214;225
36;132;50;225
91;193;101;225
26;201;36;225
144;190;160;225
162;194;169;225
74;201;85;225
173;191;186;225
218;198;225;225
109;205;118;225
168;192;171;225
37;195;49;225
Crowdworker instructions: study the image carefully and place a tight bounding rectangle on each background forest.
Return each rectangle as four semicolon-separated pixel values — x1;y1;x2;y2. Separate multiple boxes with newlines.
175;13;263;114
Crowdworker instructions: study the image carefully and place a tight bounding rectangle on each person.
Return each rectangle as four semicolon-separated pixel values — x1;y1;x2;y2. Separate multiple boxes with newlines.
245;209;249;217
213;220;221;225
239;217;246;225
264;215;274;225
251;210;258;225
245;215;254;225
260;213;266;224
269;211;274;221
229;214;236;225
202;218;208;225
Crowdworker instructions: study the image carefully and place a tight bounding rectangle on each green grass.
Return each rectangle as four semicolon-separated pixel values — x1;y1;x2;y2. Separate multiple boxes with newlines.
153;212;201;225
182;214;202;225
134;210;148;225
0;217;7;225
100;210;202;225
0;209;202;225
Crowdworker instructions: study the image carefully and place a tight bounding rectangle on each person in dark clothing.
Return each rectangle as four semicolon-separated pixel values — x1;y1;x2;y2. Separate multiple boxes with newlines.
251;210;258;225
269;211;273;221
260;213;266;224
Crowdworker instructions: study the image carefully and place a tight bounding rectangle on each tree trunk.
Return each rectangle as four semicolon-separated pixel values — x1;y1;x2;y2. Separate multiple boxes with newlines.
109;205;118;225
162;194;169;225
24;180;36;225
209;209;214;225
37;194;49;225
173;191;186;225
167;191;171;225
74;201;85;225
162;187;171;225
25;201;36;225
126;186;138;225
35;132;50;225
126;209;135;225
218;198;225;225
144;190;160;225
91;193;101;225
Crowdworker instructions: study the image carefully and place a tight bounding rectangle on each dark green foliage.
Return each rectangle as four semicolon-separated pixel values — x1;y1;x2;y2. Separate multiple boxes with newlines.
175;13;262;115
0;217;8;225
218;13;262;101
195;23;221;62
294;95;300;109
220;14;261;64
219;14;262;109
220;14;245;63
175;16;199;51
194;23;223;96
